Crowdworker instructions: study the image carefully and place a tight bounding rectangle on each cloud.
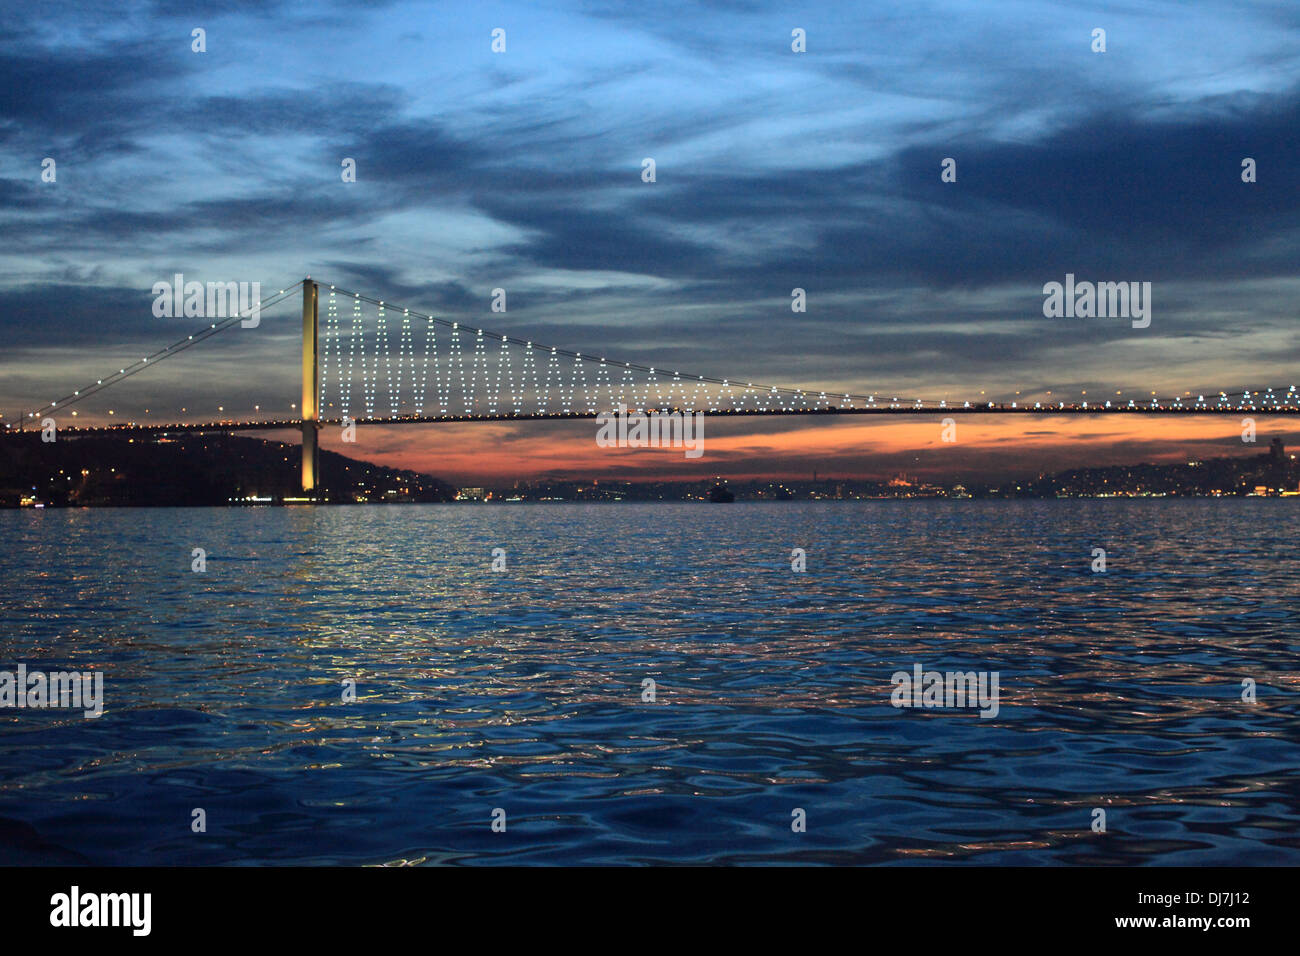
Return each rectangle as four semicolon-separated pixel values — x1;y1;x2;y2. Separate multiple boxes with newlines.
2;0;1298;479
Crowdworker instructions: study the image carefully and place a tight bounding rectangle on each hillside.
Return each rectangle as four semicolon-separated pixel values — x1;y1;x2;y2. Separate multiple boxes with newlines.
0;433;456;506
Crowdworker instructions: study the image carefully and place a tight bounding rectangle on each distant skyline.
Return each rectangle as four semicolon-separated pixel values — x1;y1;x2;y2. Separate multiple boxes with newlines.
3;0;1299;482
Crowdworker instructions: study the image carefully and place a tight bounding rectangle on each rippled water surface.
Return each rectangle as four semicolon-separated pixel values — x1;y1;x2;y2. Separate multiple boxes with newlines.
1;501;1297;865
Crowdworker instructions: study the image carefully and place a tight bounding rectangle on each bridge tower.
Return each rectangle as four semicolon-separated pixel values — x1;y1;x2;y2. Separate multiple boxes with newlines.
301;278;319;494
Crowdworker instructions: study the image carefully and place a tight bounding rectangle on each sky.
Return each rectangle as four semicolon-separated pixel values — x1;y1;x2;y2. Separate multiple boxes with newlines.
2;0;1299;484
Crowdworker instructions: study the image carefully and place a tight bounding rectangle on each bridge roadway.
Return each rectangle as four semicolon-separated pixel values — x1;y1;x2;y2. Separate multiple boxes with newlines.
3;403;1296;437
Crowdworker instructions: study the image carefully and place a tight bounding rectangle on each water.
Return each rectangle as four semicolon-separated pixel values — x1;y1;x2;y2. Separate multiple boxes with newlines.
1;501;1297;865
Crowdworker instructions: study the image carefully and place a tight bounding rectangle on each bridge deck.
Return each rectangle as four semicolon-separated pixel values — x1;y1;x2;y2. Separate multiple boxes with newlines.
4;404;1295;437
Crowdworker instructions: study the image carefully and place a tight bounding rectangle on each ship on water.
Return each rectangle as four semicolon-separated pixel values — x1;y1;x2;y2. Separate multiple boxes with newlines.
707;483;735;503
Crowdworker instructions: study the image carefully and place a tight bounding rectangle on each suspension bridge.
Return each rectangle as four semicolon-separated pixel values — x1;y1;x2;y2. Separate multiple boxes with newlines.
4;278;1297;493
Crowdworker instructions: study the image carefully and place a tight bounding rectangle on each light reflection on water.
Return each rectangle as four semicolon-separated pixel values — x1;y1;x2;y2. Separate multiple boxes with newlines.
0;501;1297;865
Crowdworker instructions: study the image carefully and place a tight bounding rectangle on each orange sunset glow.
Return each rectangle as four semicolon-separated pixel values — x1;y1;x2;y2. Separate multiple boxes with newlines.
302;414;1299;486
